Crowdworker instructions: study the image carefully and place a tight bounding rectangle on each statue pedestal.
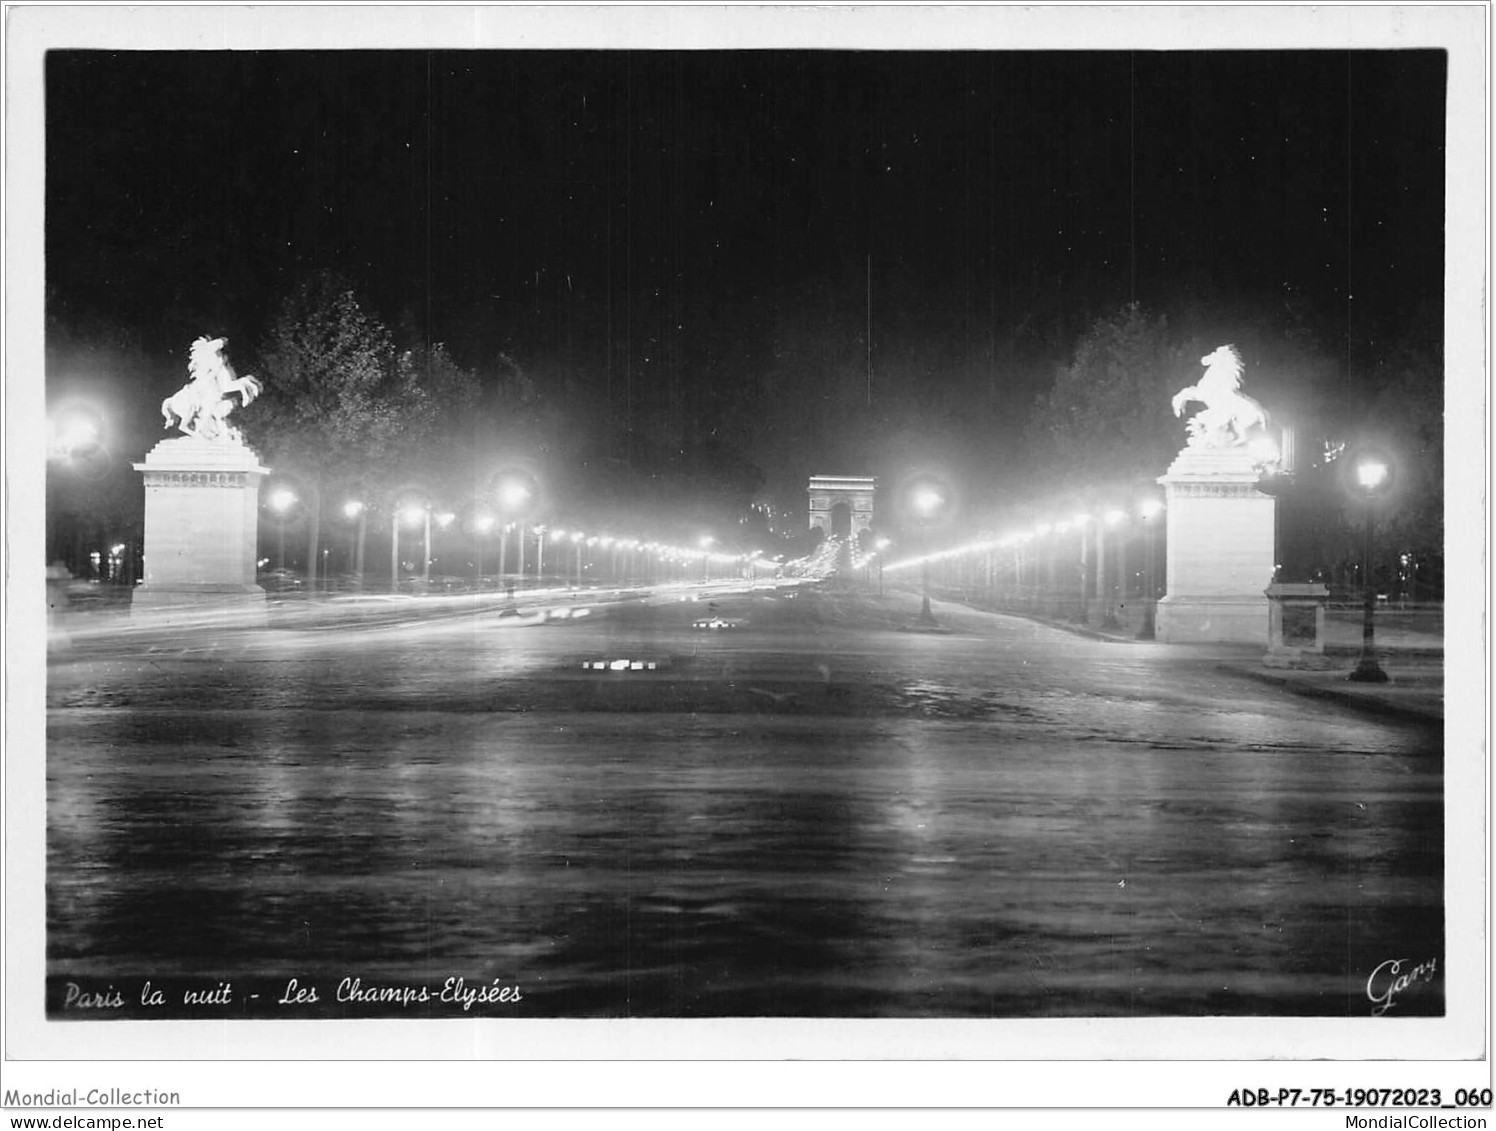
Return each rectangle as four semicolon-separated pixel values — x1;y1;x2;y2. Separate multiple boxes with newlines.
131;435;270;623
1155;445;1275;645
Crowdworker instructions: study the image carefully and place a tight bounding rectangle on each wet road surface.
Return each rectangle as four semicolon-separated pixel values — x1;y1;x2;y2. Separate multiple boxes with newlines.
46;586;1443;1018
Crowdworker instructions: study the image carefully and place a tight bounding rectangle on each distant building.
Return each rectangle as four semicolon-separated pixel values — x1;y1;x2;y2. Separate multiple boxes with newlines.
807;475;876;539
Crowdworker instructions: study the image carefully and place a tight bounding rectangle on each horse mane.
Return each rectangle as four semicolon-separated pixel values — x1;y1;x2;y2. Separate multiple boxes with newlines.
1199;344;1243;393
188;336;228;385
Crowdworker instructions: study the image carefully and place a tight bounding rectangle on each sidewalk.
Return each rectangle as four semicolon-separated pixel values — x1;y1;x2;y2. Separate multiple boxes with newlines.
955;598;1447;723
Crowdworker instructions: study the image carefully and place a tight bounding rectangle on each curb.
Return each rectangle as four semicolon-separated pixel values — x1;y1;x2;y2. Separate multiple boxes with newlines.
1224;664;1443;723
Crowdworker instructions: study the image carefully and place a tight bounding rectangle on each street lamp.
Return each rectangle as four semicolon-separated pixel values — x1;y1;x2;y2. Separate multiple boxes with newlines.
1137;498;1163;639
908;478;947;626
343;500;366;589
491;470;537;589
534;525;549;587
398;503;430;590
1071;512;1092;624
473;513;495;585
269;488;297;572
1101;509;1126;629
1346;448;1394;683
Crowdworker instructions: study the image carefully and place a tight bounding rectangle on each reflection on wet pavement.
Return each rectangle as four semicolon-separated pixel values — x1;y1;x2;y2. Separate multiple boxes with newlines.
46;593;1442;1018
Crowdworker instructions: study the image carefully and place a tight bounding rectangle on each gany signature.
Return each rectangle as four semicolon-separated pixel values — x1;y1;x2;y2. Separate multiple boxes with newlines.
1365;957;1438;1016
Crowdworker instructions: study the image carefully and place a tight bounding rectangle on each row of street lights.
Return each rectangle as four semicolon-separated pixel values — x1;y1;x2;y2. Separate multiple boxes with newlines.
879;443;1399;680
886;495;1167;634
263;485;772;593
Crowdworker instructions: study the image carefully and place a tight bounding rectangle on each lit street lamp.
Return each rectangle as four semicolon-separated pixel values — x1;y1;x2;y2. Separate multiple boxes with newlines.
491;470;537;590
343;500;366;589
1100;509;1126;629
397;503;430;590
473;513;495;585
1346;448;1394;683
1071;512;1092;624
1137;498;1163;639
269;488;297;572
907;478;948;627
535;525;550;587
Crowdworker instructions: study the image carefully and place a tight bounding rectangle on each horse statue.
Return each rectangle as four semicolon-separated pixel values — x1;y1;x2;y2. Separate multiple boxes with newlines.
161;336;262;442
1170;344;1268;448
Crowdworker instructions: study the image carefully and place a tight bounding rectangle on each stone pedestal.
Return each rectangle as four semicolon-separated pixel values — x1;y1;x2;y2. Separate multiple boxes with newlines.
131;435;270;622
1154;445;1275;644
1264;581;1331;666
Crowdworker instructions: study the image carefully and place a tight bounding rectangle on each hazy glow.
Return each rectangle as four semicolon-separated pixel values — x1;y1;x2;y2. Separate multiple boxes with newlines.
497;481;532;510
474;514;495;534
1357;459;1389;492
49;409;101;456
1139;499;1163;520
342;500;364;519
911;486;944;517
400;505;425;526
269;489;297;513
1104;509;1126;526
1248;434;1281;466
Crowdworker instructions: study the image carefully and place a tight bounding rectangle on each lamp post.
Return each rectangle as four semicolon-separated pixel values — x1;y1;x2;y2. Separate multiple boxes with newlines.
343;500;366;590
499;523;513;594
391;509;401;593
908;480;946;627
572;531;585;588
1071;513;1091;624
421;506;432;588
1137;499;1162;640
269;488;297;572
435;511;455;584
474;513;495;586
397;503;430;591
493;472;536;591
1347;449;1393;683
1101;509;1126;629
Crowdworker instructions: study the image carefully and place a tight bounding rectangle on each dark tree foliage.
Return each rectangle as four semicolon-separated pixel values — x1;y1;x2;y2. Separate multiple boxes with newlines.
245;271;480;575
1023;303;1190;494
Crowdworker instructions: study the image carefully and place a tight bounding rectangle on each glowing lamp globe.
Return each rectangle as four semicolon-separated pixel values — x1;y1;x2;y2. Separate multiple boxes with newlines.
1356;459;1389;493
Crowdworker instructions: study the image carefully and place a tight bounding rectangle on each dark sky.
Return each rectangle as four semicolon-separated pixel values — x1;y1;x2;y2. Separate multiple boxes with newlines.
44;48;1447;504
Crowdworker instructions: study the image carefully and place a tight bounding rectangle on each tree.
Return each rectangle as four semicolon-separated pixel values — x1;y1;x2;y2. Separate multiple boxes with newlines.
1023;303;1190;493
245;272;478;586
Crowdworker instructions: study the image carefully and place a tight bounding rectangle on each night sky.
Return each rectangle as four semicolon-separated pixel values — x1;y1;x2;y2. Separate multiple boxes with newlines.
42;44;1449;514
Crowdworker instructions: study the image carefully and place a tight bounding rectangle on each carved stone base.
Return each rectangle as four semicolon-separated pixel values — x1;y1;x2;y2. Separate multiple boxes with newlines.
132;435;270;623
1154;595;1267;645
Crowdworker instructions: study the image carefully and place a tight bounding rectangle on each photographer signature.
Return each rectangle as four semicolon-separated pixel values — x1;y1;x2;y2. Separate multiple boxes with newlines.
1366;957;1438;1016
